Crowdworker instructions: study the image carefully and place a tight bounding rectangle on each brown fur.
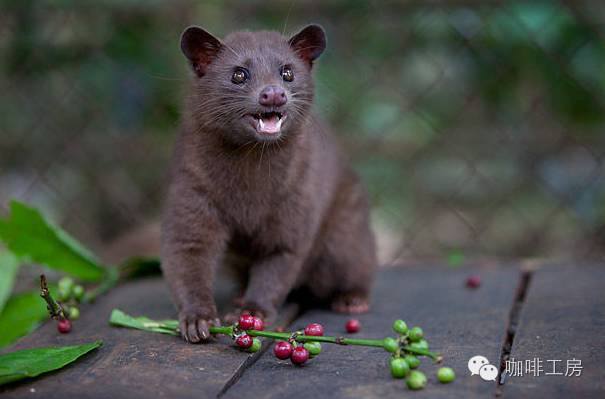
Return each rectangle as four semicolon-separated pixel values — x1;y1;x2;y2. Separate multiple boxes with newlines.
161;25;376;343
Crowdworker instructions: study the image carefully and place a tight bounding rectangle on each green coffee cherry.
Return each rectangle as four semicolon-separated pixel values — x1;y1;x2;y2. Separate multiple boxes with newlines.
68;306;80;320
408;326;424;342
437;367;456;383
406;370;427;390
304;342;322;357
404;355;420;369
383;337;399;353
58;277;74;293
57;287;71;302
392;319;408;335
390;357;410;378
72;285;85;301
410;339;429;351
247;338;262;353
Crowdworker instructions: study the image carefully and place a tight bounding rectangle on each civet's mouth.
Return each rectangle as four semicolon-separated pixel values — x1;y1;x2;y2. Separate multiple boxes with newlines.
250;111;285;135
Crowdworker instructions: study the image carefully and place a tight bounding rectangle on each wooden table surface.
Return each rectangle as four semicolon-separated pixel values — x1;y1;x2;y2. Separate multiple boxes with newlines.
1;263;603;398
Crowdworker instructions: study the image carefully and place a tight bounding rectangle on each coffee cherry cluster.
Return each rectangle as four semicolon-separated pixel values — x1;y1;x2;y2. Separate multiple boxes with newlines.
55;277;86;333
234;315;264;353
271;322;324;366
386;319;455;390
112;310;457;393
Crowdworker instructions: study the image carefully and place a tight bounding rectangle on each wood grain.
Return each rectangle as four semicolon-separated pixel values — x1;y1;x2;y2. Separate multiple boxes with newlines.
502;264;605;399
224;266;520;399
7;265;599;399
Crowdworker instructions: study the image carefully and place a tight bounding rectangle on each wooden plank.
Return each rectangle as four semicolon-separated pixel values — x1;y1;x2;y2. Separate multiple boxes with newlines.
502;264;605;398
224;266;520;399
0;275;277;399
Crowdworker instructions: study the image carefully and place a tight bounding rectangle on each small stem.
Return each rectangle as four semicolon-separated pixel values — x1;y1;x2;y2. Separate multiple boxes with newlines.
207;327;440;359
111;310;443;361
209;328;383;347
402;346;442;362
210;326;234;336
39;274;66;320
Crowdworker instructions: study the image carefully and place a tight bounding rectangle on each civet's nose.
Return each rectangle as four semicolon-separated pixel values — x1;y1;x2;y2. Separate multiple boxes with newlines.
258;85;287;107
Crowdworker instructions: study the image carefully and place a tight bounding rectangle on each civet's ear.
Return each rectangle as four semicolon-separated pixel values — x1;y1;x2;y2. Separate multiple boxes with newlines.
180;26;223;77
288;24;326;67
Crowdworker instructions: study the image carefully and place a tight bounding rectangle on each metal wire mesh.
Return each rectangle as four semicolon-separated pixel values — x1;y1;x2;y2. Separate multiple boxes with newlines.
1;1;604;265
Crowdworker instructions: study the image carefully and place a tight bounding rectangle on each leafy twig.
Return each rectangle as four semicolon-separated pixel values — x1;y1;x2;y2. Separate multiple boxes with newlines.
39;275;66;321
109;309;442;361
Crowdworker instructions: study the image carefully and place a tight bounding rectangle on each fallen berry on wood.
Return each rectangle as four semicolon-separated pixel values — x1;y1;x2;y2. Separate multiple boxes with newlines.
407;370;427;390
466;275;481;289
345;319;361;333
437;367;456;383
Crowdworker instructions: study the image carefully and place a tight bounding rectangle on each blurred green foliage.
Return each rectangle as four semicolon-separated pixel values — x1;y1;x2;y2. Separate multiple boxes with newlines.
1;0;604;261
0;200;113;348
0;201;106;281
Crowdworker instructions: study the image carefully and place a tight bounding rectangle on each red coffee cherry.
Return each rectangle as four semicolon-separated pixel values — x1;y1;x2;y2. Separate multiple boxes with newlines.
291;346;310;365
238;315;255;330
273;341;293;360
253;317;264;331
345;319;361;333
236;334;253;349
57;319;72;334
304;323;324;336
466;275;481;289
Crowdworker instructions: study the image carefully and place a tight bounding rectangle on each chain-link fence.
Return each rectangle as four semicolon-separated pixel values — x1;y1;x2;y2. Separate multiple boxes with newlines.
1;1;604;265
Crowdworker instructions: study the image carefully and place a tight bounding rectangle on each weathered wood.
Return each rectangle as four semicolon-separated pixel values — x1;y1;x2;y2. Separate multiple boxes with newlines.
224;266;520;399
0;275;275;399
11;265;598;399
502;264;605;398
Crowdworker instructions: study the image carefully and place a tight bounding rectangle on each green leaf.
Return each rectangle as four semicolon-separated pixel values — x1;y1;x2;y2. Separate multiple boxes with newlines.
109;309;179;336
0;289;53;349
0;251;19;313
0;201;105;281
0;341;102;385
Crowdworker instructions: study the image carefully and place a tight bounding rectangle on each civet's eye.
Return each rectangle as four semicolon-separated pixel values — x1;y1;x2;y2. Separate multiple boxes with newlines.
232;67;249;84
281;65;294;82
